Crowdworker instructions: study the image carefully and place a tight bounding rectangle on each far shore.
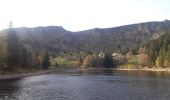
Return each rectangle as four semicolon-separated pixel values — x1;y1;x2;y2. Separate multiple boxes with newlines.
118;68;170;72
79;67;170;72
1;67;170;80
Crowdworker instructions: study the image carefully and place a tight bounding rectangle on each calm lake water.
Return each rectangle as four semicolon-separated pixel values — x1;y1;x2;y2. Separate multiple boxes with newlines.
0;70;170;100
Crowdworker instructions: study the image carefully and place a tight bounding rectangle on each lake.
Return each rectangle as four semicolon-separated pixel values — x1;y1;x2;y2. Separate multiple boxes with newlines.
0;70;170;100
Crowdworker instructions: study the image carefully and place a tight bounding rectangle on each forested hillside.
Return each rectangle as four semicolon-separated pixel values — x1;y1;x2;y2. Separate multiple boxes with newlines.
1;20;170;55
146;30;170;67
15;20;170;55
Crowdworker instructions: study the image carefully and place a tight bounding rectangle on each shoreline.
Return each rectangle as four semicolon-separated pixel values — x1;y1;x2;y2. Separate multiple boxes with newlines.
1;67;170;80
0;69;60;80
79;67;170;72
117;68;170;72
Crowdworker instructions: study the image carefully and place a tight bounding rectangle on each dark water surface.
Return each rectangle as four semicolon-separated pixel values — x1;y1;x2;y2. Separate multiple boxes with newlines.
0;70;170;100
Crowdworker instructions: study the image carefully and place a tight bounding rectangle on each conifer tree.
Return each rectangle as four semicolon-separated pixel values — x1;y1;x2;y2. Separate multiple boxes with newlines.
20;47;29;68
103;54;116;68
42;52;51;70
159;47;165;67
7;22;21;68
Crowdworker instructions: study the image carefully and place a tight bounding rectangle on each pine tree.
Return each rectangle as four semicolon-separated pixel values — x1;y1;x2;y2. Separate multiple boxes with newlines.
164;45;170;67
7;22;21;68
20;47;29;68
156;47;165;67
42;52;51;70
103;54;116;68
148;43;159;65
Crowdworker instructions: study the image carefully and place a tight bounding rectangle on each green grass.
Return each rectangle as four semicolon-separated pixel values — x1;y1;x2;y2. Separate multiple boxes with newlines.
120;56;140;69
57;57;77;67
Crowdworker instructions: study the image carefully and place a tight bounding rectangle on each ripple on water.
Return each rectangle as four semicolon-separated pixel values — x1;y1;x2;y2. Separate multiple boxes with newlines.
0;73;170;100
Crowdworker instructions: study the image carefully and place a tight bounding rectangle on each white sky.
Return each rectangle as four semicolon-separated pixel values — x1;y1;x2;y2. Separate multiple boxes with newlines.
0;0;169;31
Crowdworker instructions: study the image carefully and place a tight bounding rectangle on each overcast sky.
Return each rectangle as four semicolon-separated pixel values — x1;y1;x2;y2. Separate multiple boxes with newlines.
0;0;169;31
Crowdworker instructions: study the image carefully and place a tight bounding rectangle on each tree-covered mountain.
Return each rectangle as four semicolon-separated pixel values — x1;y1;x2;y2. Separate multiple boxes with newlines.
2;20;170;55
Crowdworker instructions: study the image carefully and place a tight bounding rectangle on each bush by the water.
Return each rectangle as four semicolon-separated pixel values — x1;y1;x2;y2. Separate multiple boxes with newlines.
42;52;51;70
103;54;117;68
82;54;117;68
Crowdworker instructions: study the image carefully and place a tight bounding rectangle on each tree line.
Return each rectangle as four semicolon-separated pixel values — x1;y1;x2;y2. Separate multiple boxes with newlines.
0;23;51;70
81;53;117;68
146;30;170;67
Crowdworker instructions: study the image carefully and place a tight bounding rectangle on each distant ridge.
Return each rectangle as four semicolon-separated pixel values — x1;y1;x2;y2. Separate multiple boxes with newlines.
1;20;170;55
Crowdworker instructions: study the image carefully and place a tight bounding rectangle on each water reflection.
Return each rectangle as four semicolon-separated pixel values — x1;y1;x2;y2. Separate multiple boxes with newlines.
117;70;170;78
0;70;170;100
77;69;115;75
0;78;22;99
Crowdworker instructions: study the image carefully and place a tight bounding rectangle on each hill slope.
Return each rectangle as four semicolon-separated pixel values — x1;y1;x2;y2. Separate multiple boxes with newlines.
3;20;170;55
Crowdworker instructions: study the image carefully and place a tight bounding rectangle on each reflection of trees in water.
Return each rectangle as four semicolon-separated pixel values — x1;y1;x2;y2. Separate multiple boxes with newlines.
102;69;114;75
119;70;170;78
80;69;115;75
0;78;21;99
